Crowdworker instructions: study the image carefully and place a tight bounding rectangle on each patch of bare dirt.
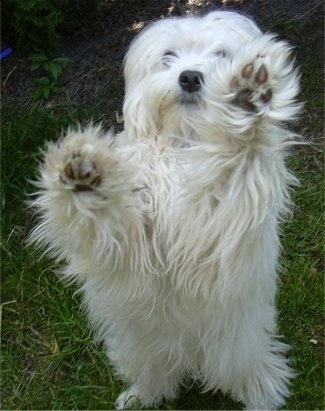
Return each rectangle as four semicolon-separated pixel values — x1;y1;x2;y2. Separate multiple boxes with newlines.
2;0;323;124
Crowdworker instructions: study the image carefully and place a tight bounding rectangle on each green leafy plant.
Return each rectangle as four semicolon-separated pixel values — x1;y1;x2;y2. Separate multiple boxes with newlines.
28;53;72;100
4;0;65;54
3;0;103;55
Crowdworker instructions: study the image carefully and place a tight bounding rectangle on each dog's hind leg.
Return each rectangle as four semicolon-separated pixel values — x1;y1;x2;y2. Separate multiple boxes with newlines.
111;325;188;409
201;300;294;410
229;334;294;410
115;356;185;409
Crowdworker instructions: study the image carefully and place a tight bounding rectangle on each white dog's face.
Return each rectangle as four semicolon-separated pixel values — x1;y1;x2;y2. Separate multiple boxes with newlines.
123;11;261;141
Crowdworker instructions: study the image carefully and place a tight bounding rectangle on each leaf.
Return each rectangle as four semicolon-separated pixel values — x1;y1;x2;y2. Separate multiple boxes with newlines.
30;62;42;71
48;62;62;80
53;57;73;65
33;88;44;101
43;62;50;72
50;336;60;355
28;54;49;63
43;86;50;99
34;76;51;86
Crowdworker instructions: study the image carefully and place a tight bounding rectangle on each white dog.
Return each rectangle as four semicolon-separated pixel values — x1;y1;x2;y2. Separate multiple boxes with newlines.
30;11;301;410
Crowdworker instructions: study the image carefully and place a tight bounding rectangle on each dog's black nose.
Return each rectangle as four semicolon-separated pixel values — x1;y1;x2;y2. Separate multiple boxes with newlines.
179;70;203;93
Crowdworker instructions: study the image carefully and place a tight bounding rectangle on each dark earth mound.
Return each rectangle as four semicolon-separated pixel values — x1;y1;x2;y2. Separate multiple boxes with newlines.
2;0;323;135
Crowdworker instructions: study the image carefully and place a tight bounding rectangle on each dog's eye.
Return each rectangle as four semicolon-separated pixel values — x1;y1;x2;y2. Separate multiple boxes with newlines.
164;51;177;58
162;51;177;65
215;50;229;58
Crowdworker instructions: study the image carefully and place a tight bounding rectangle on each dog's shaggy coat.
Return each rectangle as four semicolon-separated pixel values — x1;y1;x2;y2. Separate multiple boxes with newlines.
30;11;301;410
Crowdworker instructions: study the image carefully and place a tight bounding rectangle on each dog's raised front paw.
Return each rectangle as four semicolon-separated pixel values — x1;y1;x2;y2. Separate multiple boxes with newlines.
231;59;272;113
61;149;102;192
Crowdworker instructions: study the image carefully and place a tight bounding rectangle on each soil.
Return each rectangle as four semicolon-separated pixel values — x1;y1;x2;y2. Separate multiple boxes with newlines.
2;0;323;129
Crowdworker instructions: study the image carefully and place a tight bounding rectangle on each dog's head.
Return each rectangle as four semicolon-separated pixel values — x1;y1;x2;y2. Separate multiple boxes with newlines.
123;11;261;143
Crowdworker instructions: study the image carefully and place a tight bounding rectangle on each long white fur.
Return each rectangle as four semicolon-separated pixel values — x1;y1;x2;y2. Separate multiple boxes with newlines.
30;10;301;410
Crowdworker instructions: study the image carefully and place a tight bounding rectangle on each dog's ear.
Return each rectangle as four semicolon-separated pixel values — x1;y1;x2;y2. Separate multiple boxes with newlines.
205;10;261;40
122;19;172;141
123;88;161;141
123;21;160;95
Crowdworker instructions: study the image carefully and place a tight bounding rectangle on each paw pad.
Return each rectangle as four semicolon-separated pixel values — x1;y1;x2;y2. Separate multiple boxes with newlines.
255;64;268;84
242;63;254;79
232;60;272;112
62;153;102;192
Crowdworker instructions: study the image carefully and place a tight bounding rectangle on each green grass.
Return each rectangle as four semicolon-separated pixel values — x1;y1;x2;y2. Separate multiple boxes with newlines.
1;14;324;410
1;105;123;409
1;107;323;410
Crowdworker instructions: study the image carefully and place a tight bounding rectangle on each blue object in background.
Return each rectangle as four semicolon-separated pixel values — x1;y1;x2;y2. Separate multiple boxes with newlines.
1;45;14;61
